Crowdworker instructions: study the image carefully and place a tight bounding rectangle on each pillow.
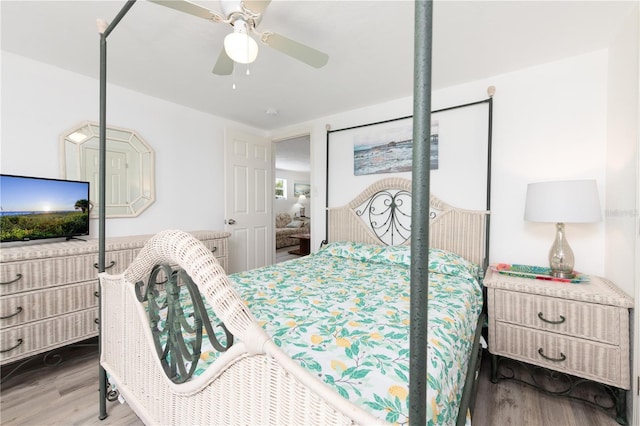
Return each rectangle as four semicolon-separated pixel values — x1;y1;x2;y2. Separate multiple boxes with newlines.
275;213;292;228
319;241;411;266
285;220;303;228
428;248;480;281
320;243;479;280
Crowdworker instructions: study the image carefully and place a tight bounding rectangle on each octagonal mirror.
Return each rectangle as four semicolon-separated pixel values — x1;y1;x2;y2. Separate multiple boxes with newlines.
60;122;155;218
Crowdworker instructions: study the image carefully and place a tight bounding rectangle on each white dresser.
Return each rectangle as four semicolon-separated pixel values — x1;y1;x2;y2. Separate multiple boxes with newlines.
0;230;230;365
484;267;633;423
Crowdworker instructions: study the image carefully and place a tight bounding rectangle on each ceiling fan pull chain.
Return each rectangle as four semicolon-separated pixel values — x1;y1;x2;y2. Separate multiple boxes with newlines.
245;35;252;75
232;60;237;89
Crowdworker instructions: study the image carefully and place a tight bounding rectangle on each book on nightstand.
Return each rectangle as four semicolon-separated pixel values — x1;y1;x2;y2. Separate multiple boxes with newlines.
490;263;589;284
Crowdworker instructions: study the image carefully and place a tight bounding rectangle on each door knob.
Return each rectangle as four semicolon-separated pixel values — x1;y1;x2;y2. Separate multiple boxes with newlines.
226;219;236;225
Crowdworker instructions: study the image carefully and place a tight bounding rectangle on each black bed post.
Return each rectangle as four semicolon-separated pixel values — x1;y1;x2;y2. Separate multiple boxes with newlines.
97;1;137;420
410;1;433;424
485;95;494;271
98;26;108;420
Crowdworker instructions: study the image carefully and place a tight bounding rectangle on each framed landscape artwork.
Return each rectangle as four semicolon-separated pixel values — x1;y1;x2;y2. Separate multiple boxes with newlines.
326;99;491;210
353;119;439;176
293;183;310;198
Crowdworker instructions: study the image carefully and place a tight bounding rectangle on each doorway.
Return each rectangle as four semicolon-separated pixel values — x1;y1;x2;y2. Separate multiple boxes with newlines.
273;135;311;263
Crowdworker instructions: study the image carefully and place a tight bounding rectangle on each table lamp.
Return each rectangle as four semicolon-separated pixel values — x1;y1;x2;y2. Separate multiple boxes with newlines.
524;179;601;278
297;194;307;217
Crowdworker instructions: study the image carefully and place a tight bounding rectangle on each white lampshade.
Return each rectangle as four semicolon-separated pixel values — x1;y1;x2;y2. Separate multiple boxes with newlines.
297;194;307;204
224;20;258;64
524;179;602;223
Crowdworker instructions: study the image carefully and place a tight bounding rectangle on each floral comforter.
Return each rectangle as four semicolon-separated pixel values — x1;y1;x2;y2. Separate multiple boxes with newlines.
161;242;482;425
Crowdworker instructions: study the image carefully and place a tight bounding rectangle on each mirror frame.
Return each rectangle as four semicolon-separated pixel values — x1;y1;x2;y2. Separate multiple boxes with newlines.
59;121;155;218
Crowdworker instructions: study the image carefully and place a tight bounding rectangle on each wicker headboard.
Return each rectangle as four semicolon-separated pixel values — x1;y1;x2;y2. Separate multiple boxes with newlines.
327;177;489;267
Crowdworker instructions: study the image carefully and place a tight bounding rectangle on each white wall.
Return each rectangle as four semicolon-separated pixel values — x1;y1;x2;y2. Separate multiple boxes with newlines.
603;5;639;423
274;51;610;277
472;50;608;276
605;6;639;298
275;168;310;217
6;48;612;278
0;52;263;239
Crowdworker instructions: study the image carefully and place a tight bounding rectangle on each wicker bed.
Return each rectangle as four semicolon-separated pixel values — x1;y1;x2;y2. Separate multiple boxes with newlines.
99;177;488;425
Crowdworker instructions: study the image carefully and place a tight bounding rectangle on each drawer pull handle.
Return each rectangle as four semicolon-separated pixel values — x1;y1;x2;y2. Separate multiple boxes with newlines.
1;274;23;285
0;338;23;353
94;291;100;298
538;348;566;362
538;312;565;325
95;318;100;325
211;246;218;254
94;260;116;270
0;306;23;320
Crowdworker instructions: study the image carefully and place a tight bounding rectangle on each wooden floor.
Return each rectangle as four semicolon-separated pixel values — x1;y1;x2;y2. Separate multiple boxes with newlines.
276;245;300;263
0;346;622;426
0;343;142;426
472;355;620;426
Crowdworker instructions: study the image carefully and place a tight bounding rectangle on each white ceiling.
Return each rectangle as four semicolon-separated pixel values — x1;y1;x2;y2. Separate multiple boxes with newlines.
1;0;635;133
274;135;310;172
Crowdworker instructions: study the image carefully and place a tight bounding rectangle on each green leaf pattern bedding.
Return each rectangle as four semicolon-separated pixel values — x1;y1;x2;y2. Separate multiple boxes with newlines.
156;242;482;425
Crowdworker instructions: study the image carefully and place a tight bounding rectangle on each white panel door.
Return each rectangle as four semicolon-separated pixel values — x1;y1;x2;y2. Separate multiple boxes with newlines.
225;129;272;273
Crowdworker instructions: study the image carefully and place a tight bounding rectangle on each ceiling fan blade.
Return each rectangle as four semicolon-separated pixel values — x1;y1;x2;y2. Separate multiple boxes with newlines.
212;49;234;75
147;0;221;21
242;0;271;14
262;32;329;68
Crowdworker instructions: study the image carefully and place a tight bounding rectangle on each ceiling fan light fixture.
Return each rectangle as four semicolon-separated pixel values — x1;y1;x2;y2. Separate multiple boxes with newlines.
224;20;258;64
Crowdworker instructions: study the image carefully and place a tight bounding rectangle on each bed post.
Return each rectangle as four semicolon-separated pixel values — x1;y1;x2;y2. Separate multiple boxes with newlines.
97;1;137;420
410;1;433;424
97;26;108;421
485;92;494;271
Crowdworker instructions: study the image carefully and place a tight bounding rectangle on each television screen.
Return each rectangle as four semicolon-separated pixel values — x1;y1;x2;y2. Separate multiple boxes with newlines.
0;174;91;243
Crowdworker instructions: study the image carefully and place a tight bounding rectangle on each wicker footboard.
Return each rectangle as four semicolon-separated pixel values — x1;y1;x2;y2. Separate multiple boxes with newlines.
100;230;379;425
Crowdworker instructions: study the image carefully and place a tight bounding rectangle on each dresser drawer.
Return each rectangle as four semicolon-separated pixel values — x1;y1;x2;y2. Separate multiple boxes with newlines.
0;308;98;365
0;250;132;295
492;289;622;345
0;281;98;328
202;238;227;258
216;257;228;273
493;322;628;389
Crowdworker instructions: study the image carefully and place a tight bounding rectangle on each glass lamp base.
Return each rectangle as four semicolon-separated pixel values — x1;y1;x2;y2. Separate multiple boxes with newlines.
550;270;576;279
549;222;576;279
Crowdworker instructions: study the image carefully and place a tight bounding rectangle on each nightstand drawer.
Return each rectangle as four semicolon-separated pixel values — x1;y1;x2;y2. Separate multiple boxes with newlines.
492;289;622;345
493;322;628;389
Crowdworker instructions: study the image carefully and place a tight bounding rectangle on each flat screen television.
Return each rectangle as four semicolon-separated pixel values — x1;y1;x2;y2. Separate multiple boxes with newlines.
0;174;91;243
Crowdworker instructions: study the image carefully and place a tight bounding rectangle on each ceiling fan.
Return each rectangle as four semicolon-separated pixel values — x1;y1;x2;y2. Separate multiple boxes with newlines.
148;0;329;75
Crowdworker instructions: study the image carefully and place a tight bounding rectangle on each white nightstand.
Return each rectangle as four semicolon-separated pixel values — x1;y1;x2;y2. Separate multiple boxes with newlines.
483;267;634;425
